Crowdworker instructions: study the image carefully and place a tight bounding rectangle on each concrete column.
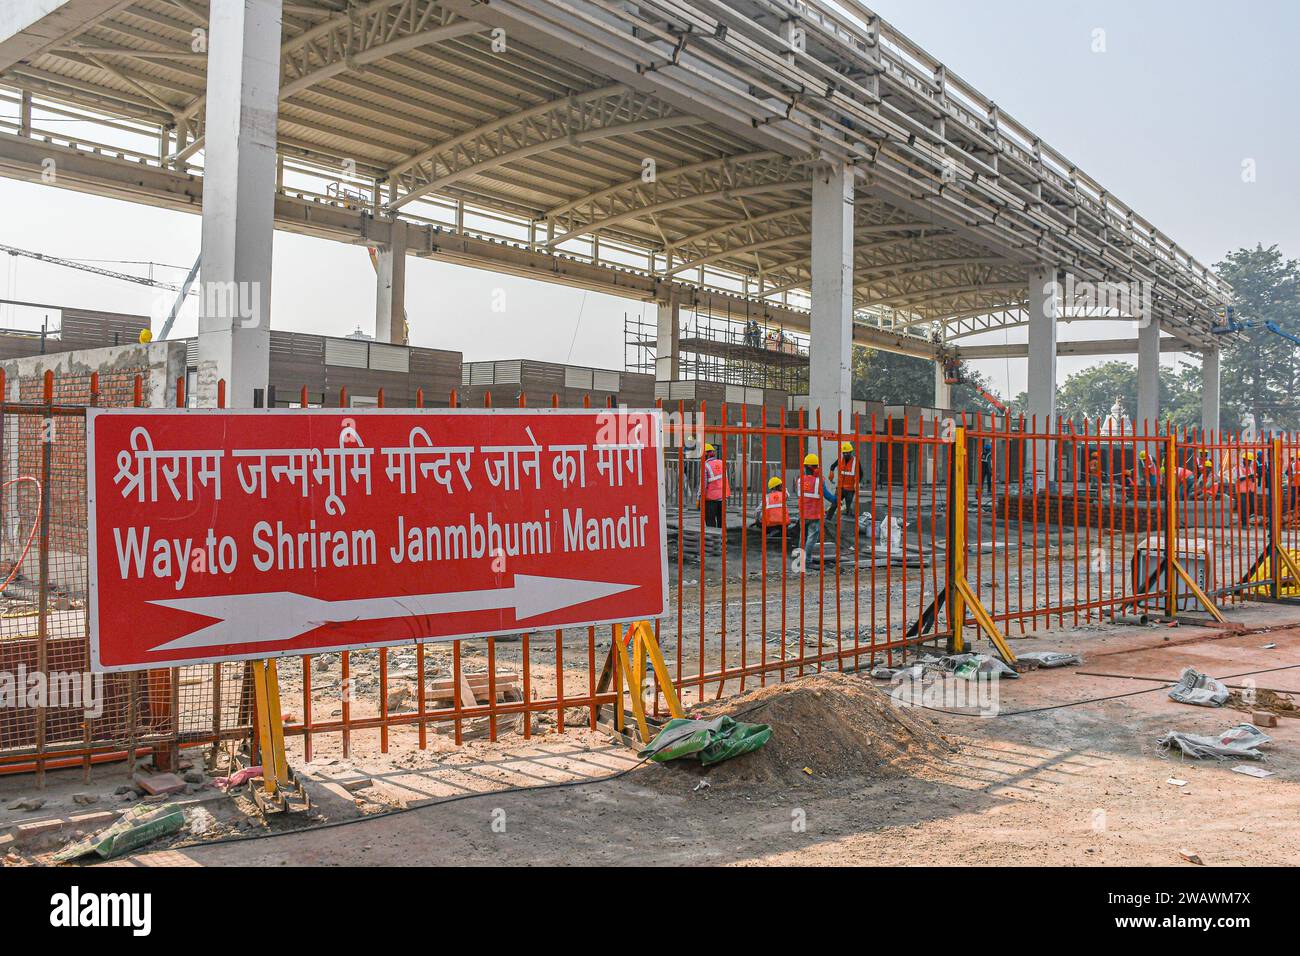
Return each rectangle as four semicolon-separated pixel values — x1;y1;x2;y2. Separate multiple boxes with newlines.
1201;347;1221;438
1027;265;1060;483
196;0;281;408
934;361;952;410
655;298;679;381
808;162;854;432
375;219;408;344
1137;315;1161;431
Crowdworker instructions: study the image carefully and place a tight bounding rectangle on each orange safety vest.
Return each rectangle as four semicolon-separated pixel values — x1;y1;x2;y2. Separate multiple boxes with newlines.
762;489;789;527
702;456;729;501
838;455;859;492
1238;461;1257;494
798;473;824;520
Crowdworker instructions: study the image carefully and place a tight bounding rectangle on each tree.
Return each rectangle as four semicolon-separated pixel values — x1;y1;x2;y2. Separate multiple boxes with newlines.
850;346;1007;416
1214;245;1300;432
1052;359;1204;431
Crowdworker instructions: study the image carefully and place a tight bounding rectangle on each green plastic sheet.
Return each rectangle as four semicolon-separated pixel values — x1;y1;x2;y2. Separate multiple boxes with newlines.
640;716;772;767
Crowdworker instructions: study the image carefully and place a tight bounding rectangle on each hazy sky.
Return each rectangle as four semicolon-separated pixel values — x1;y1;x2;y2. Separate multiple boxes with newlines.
0;0;1295;397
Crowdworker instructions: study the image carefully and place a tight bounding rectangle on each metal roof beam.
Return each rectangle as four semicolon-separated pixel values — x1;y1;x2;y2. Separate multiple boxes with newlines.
386;85;706;210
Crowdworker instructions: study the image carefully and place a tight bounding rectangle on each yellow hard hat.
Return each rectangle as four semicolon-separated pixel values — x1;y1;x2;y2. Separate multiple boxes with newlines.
1138;450;1147;458
767;476;783;490
138;328;153;344
840;441;853;454
704;443;715;454
1245;452;1255;461
803;453;819;467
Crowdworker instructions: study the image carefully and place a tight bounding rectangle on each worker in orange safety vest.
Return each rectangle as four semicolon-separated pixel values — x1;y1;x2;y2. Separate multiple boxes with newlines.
761;476;790;539
829;441;860;512
1237;451;1260;526
798;452;836;555
701;443;730;528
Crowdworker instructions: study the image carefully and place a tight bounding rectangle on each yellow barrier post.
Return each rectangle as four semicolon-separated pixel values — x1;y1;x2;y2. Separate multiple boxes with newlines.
612;620;683;743
944;427;1015;663
251;659;288;796
1271;435;1284;600
947;427;967;654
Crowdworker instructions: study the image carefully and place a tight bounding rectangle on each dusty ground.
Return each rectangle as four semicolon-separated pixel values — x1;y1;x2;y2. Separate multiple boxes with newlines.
8;604;1287;868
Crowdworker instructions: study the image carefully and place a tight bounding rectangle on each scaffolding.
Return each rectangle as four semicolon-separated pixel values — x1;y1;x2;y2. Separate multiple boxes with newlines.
624;308;810;392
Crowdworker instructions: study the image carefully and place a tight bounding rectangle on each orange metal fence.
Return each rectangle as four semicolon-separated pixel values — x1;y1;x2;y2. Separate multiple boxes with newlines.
1;376;1293;781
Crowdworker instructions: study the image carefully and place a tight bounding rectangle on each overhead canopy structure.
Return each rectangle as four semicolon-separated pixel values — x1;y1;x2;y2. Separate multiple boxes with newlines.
0;0;1231;430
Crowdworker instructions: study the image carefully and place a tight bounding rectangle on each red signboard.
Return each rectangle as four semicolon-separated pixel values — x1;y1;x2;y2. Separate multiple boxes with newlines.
87;408;667;672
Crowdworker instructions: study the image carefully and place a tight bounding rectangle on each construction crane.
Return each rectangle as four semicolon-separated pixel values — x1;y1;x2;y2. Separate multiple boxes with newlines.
0;242;189;293
0;242;199;340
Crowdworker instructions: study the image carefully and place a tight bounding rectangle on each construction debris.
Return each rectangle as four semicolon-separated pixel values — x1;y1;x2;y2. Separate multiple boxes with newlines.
51;803;186;862
1016;650;1083;668
1157;723;1271;761
1168;667;1229;707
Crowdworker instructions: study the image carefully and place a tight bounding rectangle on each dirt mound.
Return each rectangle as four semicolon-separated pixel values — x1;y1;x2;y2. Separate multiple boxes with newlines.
643;672;954;788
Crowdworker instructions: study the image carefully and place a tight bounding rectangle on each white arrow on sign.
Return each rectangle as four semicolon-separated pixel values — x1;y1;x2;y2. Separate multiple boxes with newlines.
146;574;638;653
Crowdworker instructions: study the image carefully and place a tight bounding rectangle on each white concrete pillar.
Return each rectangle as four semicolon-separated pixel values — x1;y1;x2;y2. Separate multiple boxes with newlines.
1201;347;1221;438
808;162;854;432
1027;265;1059;482
375;219;408;344
934;361;952;410
1137;315;1161;431
196;0;282;408
655;298;679;381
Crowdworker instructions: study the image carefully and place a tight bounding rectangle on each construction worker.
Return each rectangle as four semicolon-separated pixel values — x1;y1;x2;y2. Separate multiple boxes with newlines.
1087;450;1102;492
979;439;993;494
1137;449;1159;489
1238;451;1260;526
700;443;730;528
798;452;836;555
761;475;790;540
829;441;860;512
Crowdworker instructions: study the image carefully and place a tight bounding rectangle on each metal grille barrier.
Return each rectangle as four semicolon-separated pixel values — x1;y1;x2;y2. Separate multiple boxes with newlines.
1;377;1290;782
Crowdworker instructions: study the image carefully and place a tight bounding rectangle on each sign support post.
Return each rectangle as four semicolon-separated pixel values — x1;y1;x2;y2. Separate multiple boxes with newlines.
612;620;683;743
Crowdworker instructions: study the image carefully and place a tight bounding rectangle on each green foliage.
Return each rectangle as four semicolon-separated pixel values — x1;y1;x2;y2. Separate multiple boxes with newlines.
1047;245;1299;433
1214;244;1300;432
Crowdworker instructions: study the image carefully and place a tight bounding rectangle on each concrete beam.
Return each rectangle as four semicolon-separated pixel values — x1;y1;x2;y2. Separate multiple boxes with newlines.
957;337;1191;360
374;218;407;344
807;162;854;431
196;0;281;408
1136;316;1161;431
0;0;129;72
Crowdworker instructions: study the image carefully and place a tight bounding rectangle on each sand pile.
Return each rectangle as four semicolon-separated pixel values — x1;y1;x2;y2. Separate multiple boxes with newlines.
646;671;954;787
